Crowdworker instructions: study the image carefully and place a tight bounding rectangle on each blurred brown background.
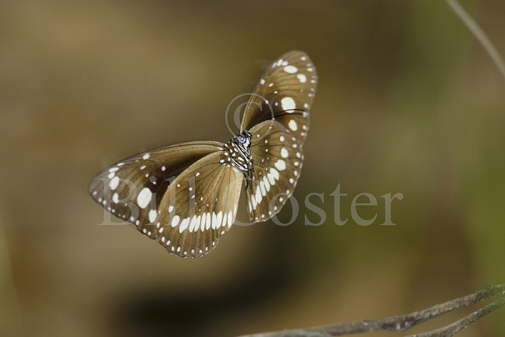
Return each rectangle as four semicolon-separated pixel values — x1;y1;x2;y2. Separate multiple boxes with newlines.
1;1;504;336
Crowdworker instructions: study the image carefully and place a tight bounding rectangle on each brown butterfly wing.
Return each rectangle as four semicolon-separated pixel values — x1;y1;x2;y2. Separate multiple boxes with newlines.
88;141;223;242
241;50;317;222
240;50;317;145
247;120;305;222
155;151;243;258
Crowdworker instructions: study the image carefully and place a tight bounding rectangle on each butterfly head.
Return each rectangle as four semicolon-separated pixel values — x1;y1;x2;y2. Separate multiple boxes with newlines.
235;131;252;149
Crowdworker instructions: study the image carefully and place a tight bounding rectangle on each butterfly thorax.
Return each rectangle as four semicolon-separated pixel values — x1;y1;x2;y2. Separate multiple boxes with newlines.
222;131;253;177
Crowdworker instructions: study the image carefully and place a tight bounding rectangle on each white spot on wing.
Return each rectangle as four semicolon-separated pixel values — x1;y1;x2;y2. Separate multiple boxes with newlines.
255;187;262;205
284;65;298;73
288;120;298;131
148;209;157;222
228;212;233;227
205;213;211;230
212;213;218;229
263;176;271;191
194;215;202;231
297;73;307;83
189;216;199;232
109;176;120;190
270;168;280;180
281;147;289;158
137;188;152;208
179;218;189;233
171;215;180;227
275;159;286;171
260;181;267;196
250;194;257;209
217;212;223;229
199;214;207;231
281;97;296;111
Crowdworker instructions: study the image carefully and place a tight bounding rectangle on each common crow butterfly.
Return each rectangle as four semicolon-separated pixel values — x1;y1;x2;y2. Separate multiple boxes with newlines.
89;51;317;258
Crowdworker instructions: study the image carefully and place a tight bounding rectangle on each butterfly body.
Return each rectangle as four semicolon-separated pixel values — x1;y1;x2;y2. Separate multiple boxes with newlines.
89;51;317;258
222;131;253;175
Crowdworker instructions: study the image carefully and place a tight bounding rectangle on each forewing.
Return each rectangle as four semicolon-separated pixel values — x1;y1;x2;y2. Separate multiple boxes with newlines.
156;152;243;258
88;141;223;240
240;50;317;145
247;120;304;222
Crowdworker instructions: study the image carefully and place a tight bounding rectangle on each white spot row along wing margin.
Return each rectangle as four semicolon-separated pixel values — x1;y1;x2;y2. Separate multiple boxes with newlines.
168;211;235;234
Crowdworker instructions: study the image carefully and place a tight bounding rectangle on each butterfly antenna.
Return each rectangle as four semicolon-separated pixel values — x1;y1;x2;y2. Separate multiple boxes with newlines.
275;108;307;117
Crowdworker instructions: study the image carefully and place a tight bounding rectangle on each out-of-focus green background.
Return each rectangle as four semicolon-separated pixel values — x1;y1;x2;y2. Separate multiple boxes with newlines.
1;1;504;336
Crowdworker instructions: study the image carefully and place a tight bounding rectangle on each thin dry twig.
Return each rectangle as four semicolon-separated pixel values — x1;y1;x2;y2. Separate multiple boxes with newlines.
239;284;505;337
242;4;505;336
446;0;505;80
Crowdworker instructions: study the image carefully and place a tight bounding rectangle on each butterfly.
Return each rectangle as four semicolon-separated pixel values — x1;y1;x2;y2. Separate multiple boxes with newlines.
89;50;317;258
